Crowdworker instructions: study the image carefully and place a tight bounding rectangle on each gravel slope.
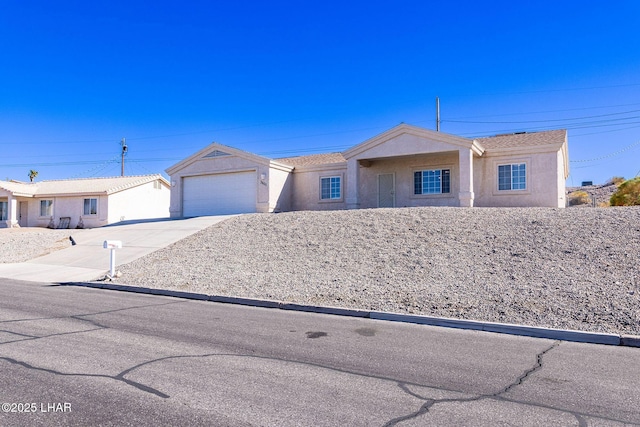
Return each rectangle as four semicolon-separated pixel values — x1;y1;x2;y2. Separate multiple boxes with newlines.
113;207;640;335
0;229;71;263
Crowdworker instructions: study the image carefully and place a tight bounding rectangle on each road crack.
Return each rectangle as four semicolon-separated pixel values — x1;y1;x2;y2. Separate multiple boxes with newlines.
0;356;169;398
0;327;105;345
381;341;608;426
493;341;560;397
1;340;633;425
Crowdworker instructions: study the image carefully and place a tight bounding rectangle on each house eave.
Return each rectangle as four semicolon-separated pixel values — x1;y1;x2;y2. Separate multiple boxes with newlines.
292;162;348;173
269;161;294;173
167;142;272;176
343;123;477;159
482;142;565;157
33;191;109;198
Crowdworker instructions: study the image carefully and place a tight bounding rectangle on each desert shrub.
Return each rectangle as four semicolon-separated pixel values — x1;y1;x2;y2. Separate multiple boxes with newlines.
568;190;592;206
608;176;626;186
597;201;610;208
610;177;640;206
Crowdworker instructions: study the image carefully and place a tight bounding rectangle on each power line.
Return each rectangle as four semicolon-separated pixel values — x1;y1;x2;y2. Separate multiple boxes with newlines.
571;124;640;137
461;120;640;138
443;110;640;124
443;102;640;120
570;140;640;163
70;156;121;178
468;82;640;98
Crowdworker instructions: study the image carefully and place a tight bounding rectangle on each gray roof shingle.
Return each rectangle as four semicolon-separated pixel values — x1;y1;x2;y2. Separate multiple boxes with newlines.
476;129;567;150
276;152;346;167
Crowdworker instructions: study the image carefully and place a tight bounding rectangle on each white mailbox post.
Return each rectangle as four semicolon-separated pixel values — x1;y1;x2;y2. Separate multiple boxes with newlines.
103;240;123;278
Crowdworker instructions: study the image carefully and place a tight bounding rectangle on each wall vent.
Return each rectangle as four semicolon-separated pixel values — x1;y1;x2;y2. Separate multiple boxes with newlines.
203;150;231;158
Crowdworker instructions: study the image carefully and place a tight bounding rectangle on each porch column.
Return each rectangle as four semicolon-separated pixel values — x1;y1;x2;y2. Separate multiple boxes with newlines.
6;195;18;227
345;158;360;209
458;149;474;207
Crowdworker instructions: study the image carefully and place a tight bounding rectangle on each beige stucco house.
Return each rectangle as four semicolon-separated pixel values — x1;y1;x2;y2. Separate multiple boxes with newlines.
166;124;569;217
0;175;170;228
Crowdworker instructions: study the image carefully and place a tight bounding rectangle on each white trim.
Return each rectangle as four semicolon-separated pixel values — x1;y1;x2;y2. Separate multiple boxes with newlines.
83;197;99;216
39;199;53;217
319;174;343;202
166;142;272;175
493;159;530;195
343;123;481;159
411;165;454;197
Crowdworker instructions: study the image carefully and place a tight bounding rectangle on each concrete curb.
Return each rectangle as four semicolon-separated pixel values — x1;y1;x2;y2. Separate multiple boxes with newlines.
369;312;622;345
60;281;640;348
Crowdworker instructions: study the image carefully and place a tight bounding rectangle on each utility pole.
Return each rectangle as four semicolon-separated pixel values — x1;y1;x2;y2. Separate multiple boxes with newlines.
436;97;440;132
120;138;128;176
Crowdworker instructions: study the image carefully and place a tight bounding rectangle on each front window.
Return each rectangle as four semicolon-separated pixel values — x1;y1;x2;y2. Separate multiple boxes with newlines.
414;169;450;194
40;200;53;217
320;176;341;200
83;198;98;215
498;163;526;191
0;202;7;221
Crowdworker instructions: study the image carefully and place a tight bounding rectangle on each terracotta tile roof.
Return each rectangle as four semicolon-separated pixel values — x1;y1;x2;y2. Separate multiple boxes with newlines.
0;175;166;197
275;152;346;167
476;129;567;149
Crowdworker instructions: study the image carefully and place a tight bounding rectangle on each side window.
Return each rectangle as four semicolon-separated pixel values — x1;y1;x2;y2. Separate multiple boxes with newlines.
498;163;526;191
83;198;98;215
40;200;53;217
320;176;341;200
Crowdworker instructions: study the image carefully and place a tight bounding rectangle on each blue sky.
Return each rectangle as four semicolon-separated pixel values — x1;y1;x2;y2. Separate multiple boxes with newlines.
1;1;639;185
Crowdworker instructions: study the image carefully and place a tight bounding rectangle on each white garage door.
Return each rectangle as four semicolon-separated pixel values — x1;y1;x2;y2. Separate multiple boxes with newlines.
183;172;257;216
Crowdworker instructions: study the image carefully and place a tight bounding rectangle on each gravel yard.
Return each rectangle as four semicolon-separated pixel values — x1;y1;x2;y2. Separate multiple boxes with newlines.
3;207;639;335
0;228;71;263
112;207;640;335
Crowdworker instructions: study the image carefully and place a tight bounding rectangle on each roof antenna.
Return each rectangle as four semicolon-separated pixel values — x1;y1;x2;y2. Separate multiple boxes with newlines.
436;97;440;132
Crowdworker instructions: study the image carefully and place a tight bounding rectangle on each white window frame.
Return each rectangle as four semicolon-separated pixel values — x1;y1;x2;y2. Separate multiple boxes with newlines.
497;163;527;191
83;198;98;215
320;176;342;201
413;168;451;195
40;200;53;217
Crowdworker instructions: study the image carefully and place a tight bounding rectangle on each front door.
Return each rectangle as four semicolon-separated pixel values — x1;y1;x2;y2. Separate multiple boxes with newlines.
378;173;395;208
18;201;28;227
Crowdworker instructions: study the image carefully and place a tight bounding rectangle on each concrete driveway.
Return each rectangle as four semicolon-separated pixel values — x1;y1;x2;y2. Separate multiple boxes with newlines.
0;215;234;283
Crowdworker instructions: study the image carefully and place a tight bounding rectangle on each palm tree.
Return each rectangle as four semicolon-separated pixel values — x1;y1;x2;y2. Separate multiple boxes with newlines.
28;170;38;182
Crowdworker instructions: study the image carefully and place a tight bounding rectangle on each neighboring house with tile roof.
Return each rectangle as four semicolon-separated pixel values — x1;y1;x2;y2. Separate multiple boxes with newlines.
0;175;170;228
166;124;569;217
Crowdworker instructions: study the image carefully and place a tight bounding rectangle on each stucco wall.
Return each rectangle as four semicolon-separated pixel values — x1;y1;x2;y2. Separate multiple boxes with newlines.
8;182;168;229
26;195;109;228
348;132;470;160
291;164;348;211
107;181;170;224
473;151;562;207
357;152;460;208
557;150;567;208
268;166;292;212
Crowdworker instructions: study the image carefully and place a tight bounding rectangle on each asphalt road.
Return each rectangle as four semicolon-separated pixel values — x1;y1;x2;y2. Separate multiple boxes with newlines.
1;279;639;426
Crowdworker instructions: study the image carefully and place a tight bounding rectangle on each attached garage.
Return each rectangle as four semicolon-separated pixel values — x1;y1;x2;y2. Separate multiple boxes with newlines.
182;171;257;216
167;143;293;217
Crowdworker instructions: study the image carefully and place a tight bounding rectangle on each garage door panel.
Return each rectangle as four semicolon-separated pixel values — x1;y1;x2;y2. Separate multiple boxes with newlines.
183;172;256;216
